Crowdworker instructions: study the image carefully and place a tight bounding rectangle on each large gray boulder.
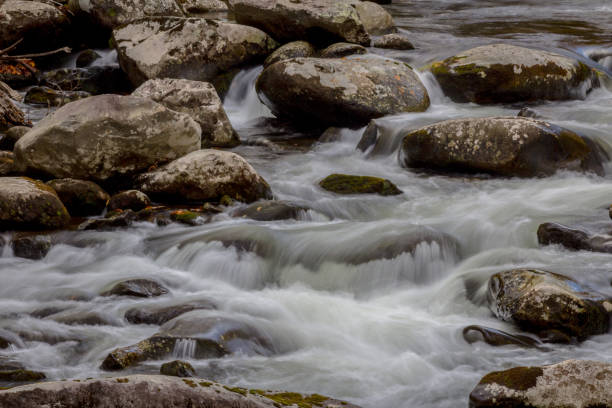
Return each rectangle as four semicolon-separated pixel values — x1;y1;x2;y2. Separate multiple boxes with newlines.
399;117;604;177
133;78;239;148
470;360;612;408
487;269;611;341
256;56;430;127
113;17;278;87
14;95;201;182
430;44;597;104
68;0;183;30
138;149;272;203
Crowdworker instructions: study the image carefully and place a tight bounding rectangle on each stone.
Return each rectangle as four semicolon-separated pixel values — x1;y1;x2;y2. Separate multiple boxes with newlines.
125;301;216;325
353;1;395;35
319;42;367;58
137;150;272;204
78;210;137;231
46;179;110;216
319;174;402;195
24;87;90;107
75;49;102;68
14;95;201;182
0;126;30;151
256;56;430;127
372;33;414;50
430;44;597;104
470;360;612;408
133;78;239;148
487;269;610;341
0;151;15;176
113;17;277;87
159;360;196;377
0;368;45;383
537;222;612;253
101;279;169;298
264;41;316;68
233;201;309;221
178;0;229;14
0;177;70;231
1;88;30;131
462;325;544;348
41;67;131;95
399;116;604;177
11;233;52;260
108;190;151;212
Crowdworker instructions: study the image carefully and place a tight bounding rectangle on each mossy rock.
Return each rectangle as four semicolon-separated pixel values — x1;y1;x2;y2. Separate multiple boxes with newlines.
47;178;110;217
160;360;196;378
0;369;46;382
319;174;402;196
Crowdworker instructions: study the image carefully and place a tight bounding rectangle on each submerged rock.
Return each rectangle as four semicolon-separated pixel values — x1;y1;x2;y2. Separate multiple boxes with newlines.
264;41;316;68
319;174;402;196
256;56;430;127
319;42;367;58
399;117;604;177
108;190;151;212
102;279;169;298
11;234;52;260
47;179;110;217
462;325;544;348
160;360;196;378
487;269;610;341
24;87;90;107
470;360;612;408
125;301;216;325
233;201;309;221
537;222;612;253
431;44;596;104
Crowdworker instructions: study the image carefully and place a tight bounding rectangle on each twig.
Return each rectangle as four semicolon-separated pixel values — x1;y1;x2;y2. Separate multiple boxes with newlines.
0;39;24;56
0;46;72;60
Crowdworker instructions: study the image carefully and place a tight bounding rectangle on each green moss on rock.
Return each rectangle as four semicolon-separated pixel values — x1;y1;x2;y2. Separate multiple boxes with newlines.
319;174;402;196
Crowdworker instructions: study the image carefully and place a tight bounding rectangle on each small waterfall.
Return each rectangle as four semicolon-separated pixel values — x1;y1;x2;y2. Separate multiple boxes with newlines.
223;66;273;127
172;338;197;359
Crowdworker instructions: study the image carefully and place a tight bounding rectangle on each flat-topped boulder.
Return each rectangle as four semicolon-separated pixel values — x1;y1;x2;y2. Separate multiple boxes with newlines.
430;44;597;104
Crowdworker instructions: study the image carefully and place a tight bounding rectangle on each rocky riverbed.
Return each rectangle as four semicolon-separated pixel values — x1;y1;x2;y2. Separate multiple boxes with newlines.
1;0;612;407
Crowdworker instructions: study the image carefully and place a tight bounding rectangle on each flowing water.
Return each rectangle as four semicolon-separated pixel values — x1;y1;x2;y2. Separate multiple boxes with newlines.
2;1;612;407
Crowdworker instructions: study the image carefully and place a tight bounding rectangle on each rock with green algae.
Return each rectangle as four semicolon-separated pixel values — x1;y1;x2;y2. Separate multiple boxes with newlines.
319;174;402;196
0;375;361;408
470;360;612;408
160;360;196;378
47;178;110;217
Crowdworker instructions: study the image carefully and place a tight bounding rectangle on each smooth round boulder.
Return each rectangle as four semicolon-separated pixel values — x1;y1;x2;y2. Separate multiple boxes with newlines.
14;95;201;182
137;150;272;204
399;117;603;177
233;201;309;221
372;33;414;50
319;42;367;58
256;56;430;127
0;177;70;231
159;360;196;378
319;174;402;196
101;279;169;298
487;269;610;341
263;41;316;68
353;1;395;35
46;179;110;216
430;44;596;104
108;190;151;212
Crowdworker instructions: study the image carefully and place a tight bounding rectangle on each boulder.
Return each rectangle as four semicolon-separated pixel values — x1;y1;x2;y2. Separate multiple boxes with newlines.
537;222;612;253
0;151;15;176
319;42;367;58
137;150;272;204
372;33;414;50
101;279;169;298
487;269;611;341
0;126;30;151
125;301;216;325
179;0;229;14
0;177;70;231
233;200;309;221
159;360;196;377
0;368;45;383
256;56;430;127
41;67;132;95
46;179;110;216
462;325;544;348
470;360;612;408
319;174;402;195
10;233;52;260
133;78;239;148
108;190;151;212
75;49;102;68
430;44;597;104
78;210;138;231
352;1;395;35
14;94;201;182
0;375;359;408
24;87;90;107
264;41;316;68
113;17;277;87
1;89;30;131
399;117;604;177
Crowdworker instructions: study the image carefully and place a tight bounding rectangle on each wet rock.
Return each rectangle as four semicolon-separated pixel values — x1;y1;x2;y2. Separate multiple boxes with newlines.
256;56;430;127
319;174;402;196
399;117;603;177
101;279;169;298
0;329;21;349
537;222;612;253
0;368;45;383
14;94;201;182
160;360;196;377
50;311;118;326
47;179;110;216
469;360;612;408
0;177;70;231
0;151;15;176
41;67;131;95
1;87;30;131
517;107;541;118
372;33;414;50
101;315;274;370
76;50;102;68
11;234;52;260
319;42;367;58
462;325;544;348
108;190;151;212
0;375;360;408
133;78;239;148
125;301;216;325
78;210;137;231
137;150;272;204
179;0;229;15
264;41;316;68
113;17;277;87
353;1;395;36
24;87;90;107
233;201;309;221
0;126;30;151
430;44;596;104
487;269;610;341
169;210;205;226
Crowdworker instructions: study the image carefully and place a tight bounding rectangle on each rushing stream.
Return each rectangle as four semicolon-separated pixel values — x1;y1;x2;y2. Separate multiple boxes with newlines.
2;1;612;407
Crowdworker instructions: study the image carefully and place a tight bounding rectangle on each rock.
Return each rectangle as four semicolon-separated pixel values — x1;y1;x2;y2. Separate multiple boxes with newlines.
14;94;201;182
0;177;70;231
0;375;360;408
78;210;137;231
319;42;367;58
0;368;45;383
50;310;118;326
517;107;541;118
113;17;278;87
0;0;70;53
1;88;30;131
353;1;395;35
462;325;544;348
46;178;110;216
319;174;402;195
399;117;604;177
133;78;239;148
11;234;52;260
137;150;272;204
469;360;612;408
537;222;612;253
101;279;169;298
372;33;414;50
430;44;597;104
179;0;229;14
487;269;610;341
41;67;132;95
108;190;151;212
264;41;316;68
0;151;15;176
229;0;371;46
256;56;430;127
125;301;216;325
76;50;102;68
24;87;90;107
101;316;274;370
0;126;30;151
233;201;309;221
160;360;196;377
